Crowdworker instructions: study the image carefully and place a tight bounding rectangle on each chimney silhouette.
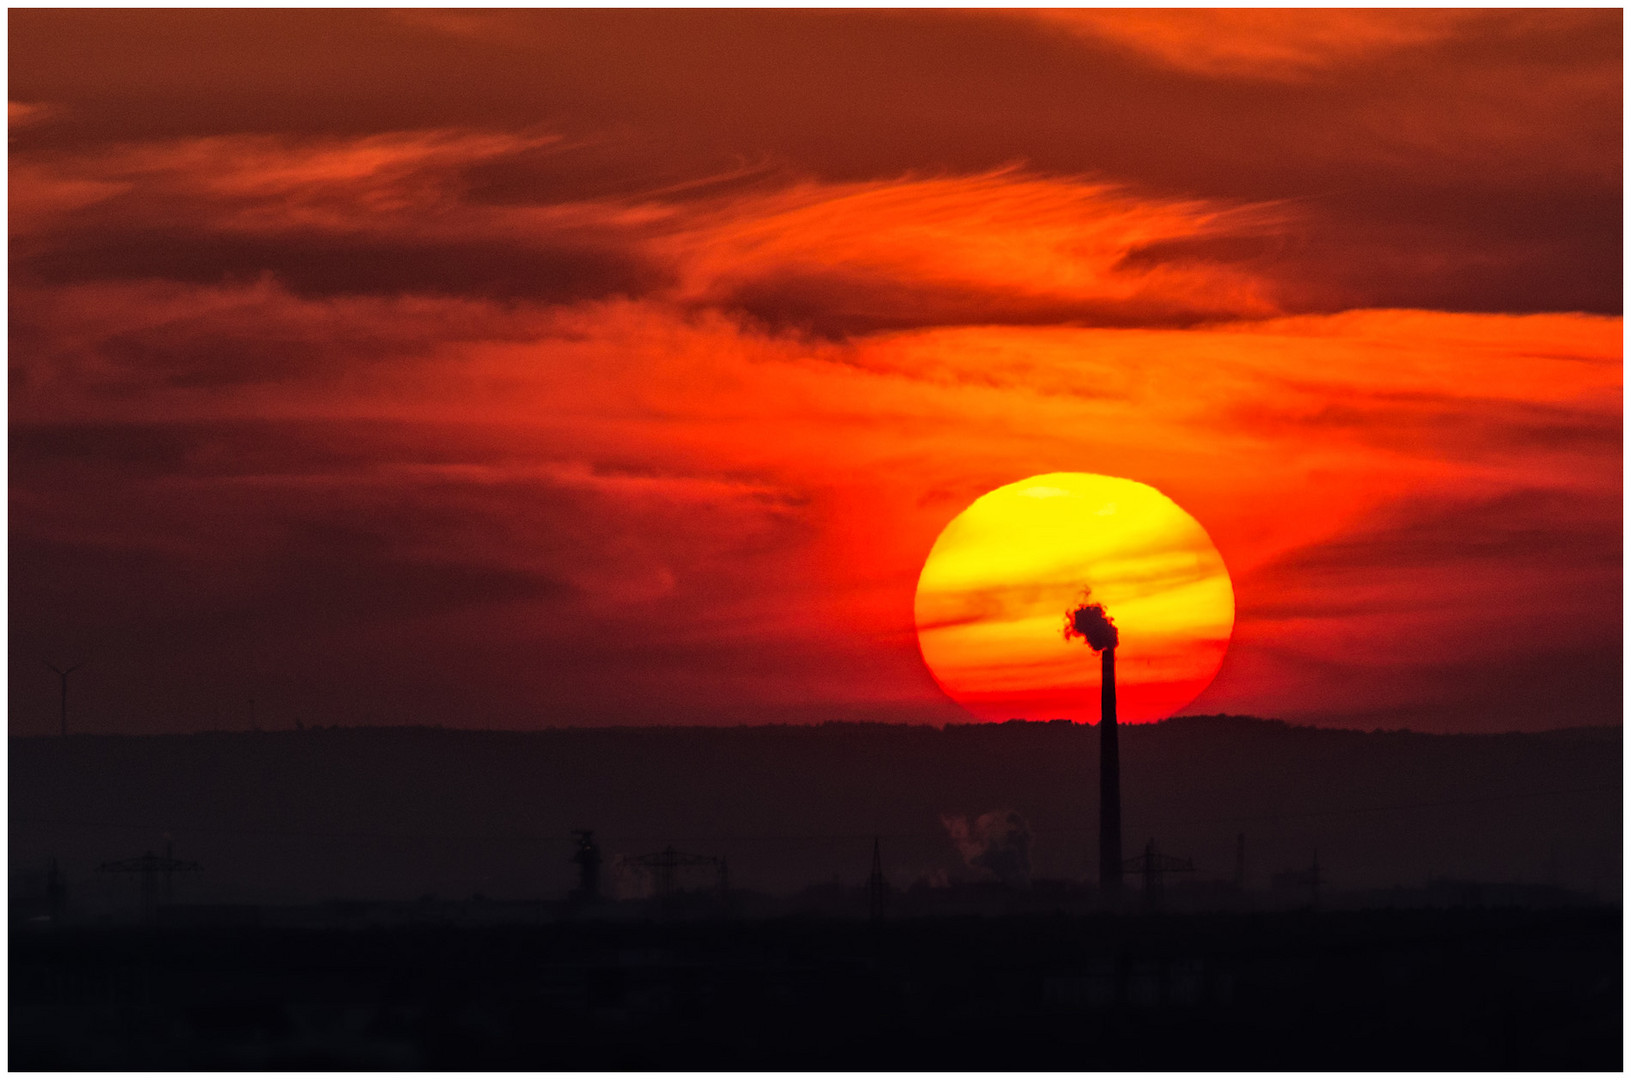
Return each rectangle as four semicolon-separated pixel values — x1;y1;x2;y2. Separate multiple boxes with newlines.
1099;645;1122;894
1063;591;1121;898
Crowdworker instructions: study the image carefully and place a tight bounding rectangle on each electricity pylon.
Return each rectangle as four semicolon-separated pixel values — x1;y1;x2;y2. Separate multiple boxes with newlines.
1122;838;1195;910
1286;852;1322;909
43;661;82;738
866;836;889;920
97;844;202;921
628;846;727;900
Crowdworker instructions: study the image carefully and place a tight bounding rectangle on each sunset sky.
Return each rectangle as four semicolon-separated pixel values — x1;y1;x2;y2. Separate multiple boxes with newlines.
915;472;1236;724
9;9;1621;735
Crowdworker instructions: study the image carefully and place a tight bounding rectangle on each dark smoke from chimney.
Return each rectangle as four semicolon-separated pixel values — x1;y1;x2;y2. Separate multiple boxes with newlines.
1063;590;1119;652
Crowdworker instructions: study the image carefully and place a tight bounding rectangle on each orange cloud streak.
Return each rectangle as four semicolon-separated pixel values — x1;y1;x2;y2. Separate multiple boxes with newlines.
1019;9;1474;80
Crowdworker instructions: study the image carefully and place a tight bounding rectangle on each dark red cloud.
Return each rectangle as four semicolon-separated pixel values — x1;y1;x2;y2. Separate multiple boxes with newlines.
9;413;831;732
10;9;1619;316
8;10;1620;735
20;225;668;305
1192;489;1622;731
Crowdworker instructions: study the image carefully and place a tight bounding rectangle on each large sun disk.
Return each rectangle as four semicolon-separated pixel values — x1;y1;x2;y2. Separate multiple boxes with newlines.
914;472;1234;724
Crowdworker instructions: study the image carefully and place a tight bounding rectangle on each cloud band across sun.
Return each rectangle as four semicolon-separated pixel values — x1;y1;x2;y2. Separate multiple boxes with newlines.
915;474;1235;724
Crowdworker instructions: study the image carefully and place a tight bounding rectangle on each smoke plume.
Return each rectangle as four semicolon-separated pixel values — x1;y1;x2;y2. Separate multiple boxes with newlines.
1063;589;1119;651
942;809;1033;888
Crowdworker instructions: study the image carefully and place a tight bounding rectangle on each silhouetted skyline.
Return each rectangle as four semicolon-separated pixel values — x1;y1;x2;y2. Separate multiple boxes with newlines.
12;718;1619;907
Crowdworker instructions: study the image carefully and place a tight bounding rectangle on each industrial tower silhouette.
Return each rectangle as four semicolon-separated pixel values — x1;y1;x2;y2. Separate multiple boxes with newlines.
1099;643;1122;894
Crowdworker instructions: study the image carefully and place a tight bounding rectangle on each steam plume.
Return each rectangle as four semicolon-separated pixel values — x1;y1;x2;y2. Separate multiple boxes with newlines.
942;809;1033;888
1063;589;1119;651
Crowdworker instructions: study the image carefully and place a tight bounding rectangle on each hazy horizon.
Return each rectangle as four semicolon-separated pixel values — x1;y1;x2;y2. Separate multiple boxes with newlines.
8;711;1627;740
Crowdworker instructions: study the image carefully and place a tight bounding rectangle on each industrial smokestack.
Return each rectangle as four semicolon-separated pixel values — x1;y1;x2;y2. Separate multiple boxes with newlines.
1064;591;1122;896
1099;644;1122;893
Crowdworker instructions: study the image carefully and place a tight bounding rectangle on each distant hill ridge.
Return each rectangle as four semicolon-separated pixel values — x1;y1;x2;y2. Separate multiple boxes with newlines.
11;714;1620;905
13;713;1622;741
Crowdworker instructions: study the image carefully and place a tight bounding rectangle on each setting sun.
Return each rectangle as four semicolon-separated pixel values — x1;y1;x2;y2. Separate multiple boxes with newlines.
915;473;1234;723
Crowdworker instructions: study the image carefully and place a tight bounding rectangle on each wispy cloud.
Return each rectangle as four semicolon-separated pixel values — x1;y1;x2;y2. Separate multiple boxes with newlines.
1017;9;1473;81
13;131;1289;333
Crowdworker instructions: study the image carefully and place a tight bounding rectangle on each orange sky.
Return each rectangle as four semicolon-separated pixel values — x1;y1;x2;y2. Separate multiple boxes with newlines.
8;9;1621;734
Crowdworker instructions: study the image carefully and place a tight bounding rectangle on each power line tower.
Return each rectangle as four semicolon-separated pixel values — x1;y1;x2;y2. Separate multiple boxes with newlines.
1122;838;1195;910
43;661;83;738
866;836;889;920
1274;852;1323;909
47;858;67;920
97;843;201;921
628;846;727;902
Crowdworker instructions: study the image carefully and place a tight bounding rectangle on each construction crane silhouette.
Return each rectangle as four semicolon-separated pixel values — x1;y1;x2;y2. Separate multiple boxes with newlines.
628;846;728;900
43;661;82;738
1122;838;1194;910
97;842;201;921
866;836;889;920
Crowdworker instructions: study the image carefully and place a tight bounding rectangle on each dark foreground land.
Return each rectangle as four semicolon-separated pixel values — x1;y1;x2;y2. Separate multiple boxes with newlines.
12;720;1623;905
11;906;1620;1070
